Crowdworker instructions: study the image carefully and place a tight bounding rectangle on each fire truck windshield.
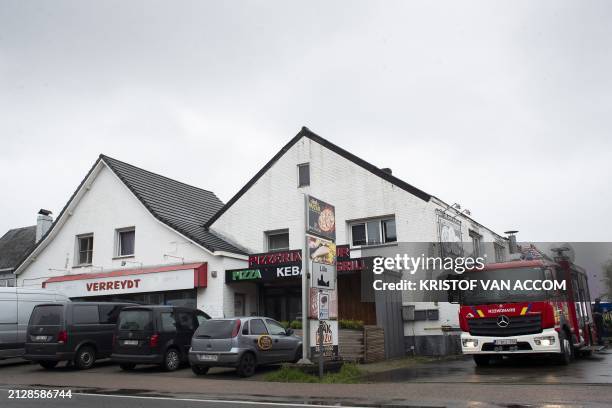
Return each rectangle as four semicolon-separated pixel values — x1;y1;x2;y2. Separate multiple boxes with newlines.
460;267;548;305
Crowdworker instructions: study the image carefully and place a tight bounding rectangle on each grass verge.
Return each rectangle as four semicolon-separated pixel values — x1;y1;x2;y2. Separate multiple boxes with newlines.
264;363;363;384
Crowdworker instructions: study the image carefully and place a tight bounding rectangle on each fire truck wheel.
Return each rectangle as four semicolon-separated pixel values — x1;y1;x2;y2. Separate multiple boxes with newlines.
556;331;573;365
473;355;490;366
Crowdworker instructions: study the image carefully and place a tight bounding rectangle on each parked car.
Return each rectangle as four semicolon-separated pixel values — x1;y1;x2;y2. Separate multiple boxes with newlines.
24;302;133;369
111;305;210;371
189;316;302;377
0;287;69;360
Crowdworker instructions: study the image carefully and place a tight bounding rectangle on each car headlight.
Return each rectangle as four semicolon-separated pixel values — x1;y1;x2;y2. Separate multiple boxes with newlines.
462;338;479;348
534;336;556;346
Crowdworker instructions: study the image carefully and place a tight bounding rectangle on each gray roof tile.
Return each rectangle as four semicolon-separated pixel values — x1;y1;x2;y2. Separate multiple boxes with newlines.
0;226;36;270
100;155;245;255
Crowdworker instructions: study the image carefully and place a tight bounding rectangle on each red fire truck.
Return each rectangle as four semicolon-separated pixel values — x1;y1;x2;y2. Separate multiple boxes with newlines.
458;252;600;366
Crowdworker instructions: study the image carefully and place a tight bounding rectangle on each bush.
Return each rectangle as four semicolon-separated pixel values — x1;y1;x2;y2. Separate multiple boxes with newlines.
339;319;364;330
289;320;302;329
279;321;290;329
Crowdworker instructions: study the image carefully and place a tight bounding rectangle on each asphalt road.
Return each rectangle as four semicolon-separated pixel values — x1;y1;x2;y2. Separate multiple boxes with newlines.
1;352;611;407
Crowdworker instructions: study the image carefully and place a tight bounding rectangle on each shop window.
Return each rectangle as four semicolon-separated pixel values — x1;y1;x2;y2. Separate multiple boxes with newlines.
267;230;289;251
116;227;135;257
469;230;482;258
298;163;310;187
76;234;94;265
350;217;397;247
249;319;268;335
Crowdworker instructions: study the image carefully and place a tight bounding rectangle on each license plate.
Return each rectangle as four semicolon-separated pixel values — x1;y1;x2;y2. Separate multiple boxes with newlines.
198;354;218;361
494;339;517;346
123;340;139;346
34;336;47;342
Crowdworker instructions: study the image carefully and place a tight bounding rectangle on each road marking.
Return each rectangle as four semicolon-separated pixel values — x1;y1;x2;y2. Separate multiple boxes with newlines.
0;388;369;408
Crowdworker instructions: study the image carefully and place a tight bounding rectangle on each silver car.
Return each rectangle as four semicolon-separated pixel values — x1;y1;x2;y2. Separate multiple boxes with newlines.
189;316;302;377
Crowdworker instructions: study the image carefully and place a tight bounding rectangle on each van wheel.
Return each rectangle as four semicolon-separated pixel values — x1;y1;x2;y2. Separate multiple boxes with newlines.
39;361;58;369
120;363;136;371
473;355;490;367
191;365;209;375
556;332;573;365
237;352;256;377
163;348;181;371
75;346;96;370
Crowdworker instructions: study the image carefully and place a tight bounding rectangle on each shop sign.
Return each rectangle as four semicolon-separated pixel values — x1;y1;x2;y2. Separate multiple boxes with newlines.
226;250;303;283
335;244;366;272
318;291;330;320
308;288;337;319
307;236;336;265
227;269;262;282
44;269;197;298
309;320;339;358
249;249;302;268
225;265;302;283
437;211;463;258
306;196;336;240
311;262;335;289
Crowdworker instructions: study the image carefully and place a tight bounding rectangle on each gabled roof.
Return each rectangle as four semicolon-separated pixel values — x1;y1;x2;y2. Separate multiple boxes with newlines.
205;127;432;228
0;226;36;270
101;155;245;254
15;155;245;272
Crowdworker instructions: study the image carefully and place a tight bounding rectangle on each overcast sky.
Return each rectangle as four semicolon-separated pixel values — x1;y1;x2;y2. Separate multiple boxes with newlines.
1;0;611;244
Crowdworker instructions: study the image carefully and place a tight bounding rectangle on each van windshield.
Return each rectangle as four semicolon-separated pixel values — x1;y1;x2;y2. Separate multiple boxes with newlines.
118;310;153;331
30;305;63;325
194;319;237;339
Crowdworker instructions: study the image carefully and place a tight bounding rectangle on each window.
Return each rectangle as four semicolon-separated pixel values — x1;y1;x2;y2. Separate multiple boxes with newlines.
116;228;135;257
469;230;482;257
176;311;195;331
350;218;397;247
494;242;505;263
298;163;310;187
77;234;94;265
195;312;209;327
266;319;286;335
73;305;99;324
98;305;123;324
160;312;177;332
249;319;268;335
267;230;289;251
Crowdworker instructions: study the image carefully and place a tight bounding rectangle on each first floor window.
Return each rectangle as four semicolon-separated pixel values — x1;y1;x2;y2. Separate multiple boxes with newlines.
494;242;505;263
267;230;289;251
117;228;135;256
351;217;397;247
77;234;94;265
469;230;482;258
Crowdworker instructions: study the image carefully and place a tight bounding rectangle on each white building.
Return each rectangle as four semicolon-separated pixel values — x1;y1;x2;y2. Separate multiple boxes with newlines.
207;127;508;356
14;155;248;318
